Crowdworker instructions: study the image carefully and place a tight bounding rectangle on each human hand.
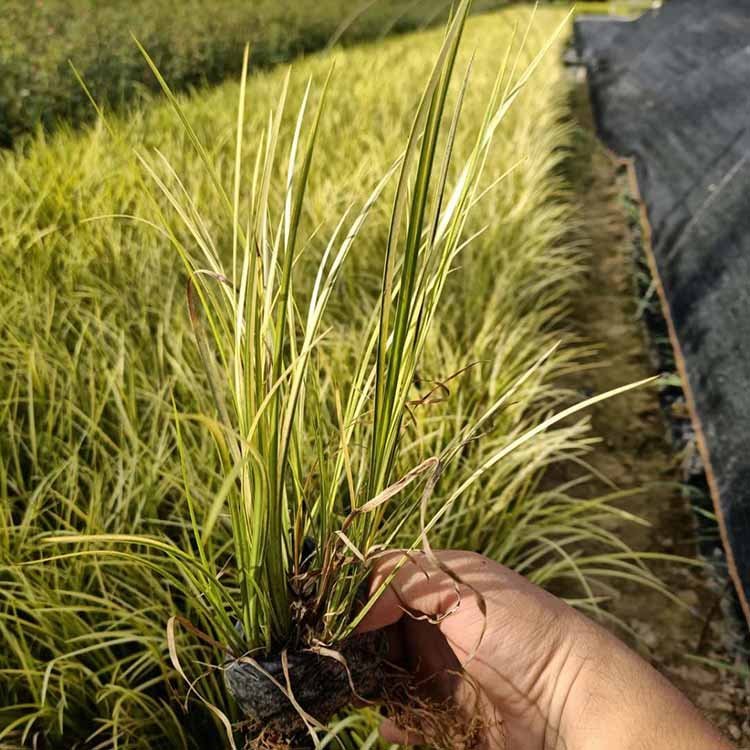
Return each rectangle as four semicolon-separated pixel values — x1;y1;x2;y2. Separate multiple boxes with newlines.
357;549;733;750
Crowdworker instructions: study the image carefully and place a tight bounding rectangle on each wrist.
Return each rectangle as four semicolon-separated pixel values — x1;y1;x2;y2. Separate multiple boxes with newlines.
554;618;733;750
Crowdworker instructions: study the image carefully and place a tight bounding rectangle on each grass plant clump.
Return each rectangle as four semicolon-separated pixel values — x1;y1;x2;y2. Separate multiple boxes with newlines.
38;6;598;742
1;5;666;748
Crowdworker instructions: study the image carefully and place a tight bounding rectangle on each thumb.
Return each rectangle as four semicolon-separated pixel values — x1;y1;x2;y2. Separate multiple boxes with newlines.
354;561;407;633
354;550;468;634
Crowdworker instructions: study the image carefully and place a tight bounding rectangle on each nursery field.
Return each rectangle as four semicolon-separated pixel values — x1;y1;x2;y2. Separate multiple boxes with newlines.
0;0;656;148
0;3;720;750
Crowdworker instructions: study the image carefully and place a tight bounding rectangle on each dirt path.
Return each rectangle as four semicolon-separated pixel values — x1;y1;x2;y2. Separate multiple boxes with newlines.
564;79;750;745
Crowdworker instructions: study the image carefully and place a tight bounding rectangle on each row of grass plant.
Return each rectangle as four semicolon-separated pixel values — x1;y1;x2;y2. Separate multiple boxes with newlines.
0;0;518;148
0;6;666;748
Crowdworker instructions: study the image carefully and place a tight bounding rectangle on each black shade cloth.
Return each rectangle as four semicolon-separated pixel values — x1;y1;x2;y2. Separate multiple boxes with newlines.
574;0;750;627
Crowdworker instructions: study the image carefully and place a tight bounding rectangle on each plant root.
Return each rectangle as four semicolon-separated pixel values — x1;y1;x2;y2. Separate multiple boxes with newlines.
377;670;503;750
245;727;312;750
231;636;501;750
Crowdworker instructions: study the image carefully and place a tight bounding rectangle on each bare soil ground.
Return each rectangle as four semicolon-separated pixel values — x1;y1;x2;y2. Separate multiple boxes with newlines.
565;79;750;745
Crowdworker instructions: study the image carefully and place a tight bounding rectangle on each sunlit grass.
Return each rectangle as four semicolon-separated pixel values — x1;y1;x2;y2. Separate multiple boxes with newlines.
0;6;668;748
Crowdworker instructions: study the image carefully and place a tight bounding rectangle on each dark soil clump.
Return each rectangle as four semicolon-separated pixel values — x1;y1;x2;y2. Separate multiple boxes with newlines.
225;631;387;742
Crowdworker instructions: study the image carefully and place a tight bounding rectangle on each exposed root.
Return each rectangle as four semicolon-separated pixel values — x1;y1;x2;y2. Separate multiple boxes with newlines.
237;663;501;750
383;696;486;750
246;726;311;750
377;670;503;750
225;612;501;750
